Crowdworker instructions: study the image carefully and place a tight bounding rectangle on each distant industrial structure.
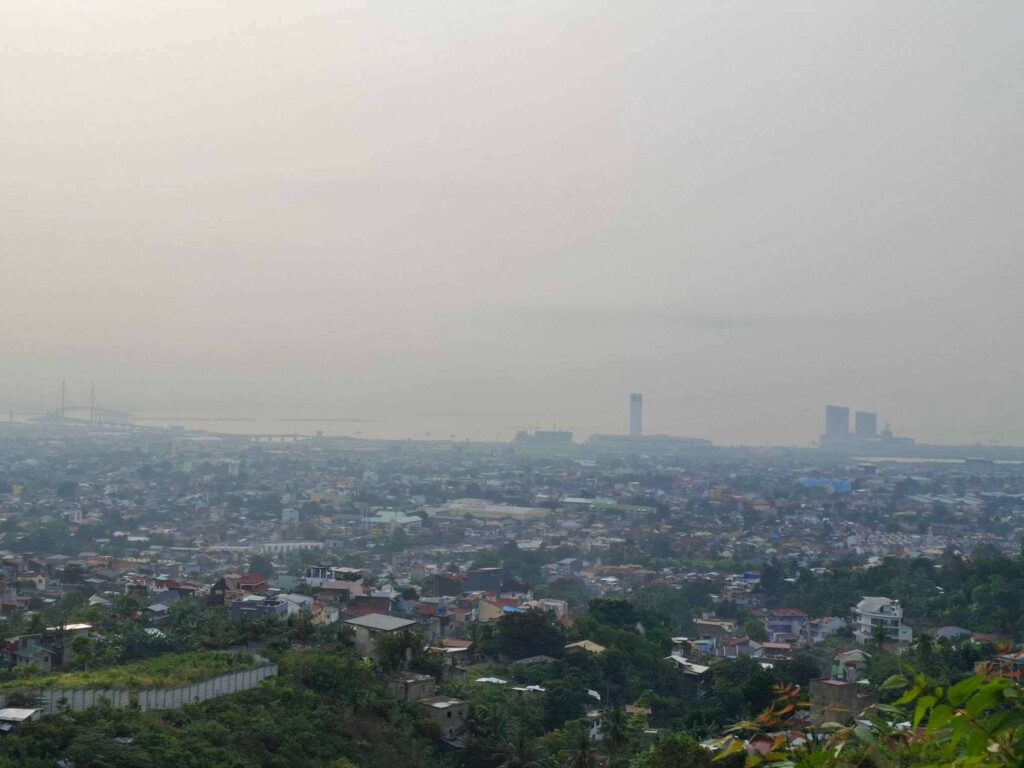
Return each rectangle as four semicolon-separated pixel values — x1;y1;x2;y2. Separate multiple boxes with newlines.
629;393;643;439
585;393;711;452
30;381;132;426
513;429;573;448
821;405;913;452
425;498;549;521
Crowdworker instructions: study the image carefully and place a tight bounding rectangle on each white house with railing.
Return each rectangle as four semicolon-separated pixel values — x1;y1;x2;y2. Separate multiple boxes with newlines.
852;596;912;644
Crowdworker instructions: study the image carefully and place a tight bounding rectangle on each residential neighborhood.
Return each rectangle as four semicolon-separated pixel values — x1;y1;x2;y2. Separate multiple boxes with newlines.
0;424;1019;765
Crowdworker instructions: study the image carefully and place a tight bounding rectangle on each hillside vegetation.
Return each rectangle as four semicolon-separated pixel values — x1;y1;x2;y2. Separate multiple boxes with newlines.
0;651;259;693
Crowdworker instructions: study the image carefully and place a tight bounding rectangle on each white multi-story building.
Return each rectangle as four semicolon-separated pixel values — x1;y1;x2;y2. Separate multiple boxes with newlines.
852;596;912;644
303;564;363;591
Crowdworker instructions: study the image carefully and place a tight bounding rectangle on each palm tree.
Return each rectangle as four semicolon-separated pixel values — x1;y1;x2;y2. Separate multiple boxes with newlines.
911;630;937;675
563;720;602;768
466;702;507;741
870;624;889;651
914;630;935;658
600;706;635;759
496;722;546;768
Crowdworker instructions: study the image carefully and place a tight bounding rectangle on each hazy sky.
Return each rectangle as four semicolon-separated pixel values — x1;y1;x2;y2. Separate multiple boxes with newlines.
2;1;1022;445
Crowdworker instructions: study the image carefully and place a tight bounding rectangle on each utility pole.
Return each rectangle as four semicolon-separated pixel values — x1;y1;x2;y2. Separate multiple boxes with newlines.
89;381;96;423
61;380;66;420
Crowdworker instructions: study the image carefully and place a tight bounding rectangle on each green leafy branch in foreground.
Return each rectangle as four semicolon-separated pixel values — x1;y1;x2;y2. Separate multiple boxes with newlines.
877;670;1024;767
710;671;1024;767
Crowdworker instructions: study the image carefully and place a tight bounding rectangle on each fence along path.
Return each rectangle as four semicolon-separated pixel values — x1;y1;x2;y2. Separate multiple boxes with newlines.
137;664;277;711
0;663;277;716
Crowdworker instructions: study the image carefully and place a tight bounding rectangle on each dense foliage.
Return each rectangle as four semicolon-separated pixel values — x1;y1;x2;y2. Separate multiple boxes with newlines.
0;651;441;768
0;594;1018;767
0;651;258;693
758;551;1024;640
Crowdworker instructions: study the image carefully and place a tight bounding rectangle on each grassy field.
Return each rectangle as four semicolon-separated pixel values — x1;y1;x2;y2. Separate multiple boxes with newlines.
0;651;259;692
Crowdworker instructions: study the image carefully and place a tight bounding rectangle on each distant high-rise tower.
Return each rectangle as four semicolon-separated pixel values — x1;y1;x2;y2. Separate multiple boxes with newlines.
854;411;878;438
825;405;850;437
629;393;643;438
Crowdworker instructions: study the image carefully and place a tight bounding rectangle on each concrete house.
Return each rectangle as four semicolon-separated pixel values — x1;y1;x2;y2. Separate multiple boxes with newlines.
810;650;877;725
0;708;40;733
766;609;807;644
388;672;436;702
417;695;467;740
344;613;417;659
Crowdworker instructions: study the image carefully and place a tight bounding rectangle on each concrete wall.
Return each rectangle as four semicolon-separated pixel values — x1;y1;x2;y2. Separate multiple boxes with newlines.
137;664;277;711
14;688;132;716
0;663;277;717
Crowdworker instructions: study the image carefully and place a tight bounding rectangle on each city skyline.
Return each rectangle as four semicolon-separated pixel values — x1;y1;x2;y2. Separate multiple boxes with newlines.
0;381;997;449
0;2;1022;765
3;1;1022;447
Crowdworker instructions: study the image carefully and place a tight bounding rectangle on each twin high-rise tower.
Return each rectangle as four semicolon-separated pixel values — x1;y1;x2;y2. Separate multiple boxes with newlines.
821;404;915;450
824;404;878;440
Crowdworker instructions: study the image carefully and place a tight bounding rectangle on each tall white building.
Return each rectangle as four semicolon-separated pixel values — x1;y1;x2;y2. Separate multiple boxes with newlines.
852;596;912;644
629;393;643;438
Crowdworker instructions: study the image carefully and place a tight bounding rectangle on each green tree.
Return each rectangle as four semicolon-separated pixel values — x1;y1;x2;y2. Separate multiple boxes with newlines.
588;599;639;629
70;636;94;671
374;628;424;672
555;719;601;768
543;678;590;731
496;722;547;768
286;611;315;644
495;610;565;660
388;527;411;551
60;564;87;585
630;732;713;768
710;658;775;719
247;554;275;579
740;618;767;643
56;480;78;499
601;705;642;764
